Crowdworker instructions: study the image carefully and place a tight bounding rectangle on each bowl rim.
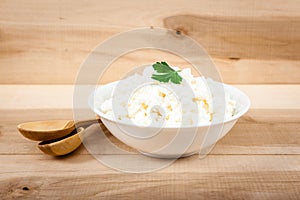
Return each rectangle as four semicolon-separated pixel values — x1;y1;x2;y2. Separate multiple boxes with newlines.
88;80;251;129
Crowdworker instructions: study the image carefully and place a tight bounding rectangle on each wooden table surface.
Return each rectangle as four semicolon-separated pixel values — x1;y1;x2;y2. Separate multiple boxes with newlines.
1;0;300;199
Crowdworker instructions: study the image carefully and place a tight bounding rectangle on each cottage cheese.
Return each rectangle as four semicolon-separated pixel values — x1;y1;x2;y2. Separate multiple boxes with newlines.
98;66;236;127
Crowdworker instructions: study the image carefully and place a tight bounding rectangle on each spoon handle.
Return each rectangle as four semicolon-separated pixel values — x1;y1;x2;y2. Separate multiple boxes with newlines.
75;118;101;128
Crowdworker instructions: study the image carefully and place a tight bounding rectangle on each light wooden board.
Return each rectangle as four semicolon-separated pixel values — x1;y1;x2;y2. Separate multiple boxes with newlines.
1;108;300;199
0;27;300;84
164;14;300;60
1;0;299;25
0;0;299;84
0;109;300;155
1;170;300;199
0;85;299;109
1;100;299;199
0;154;300;199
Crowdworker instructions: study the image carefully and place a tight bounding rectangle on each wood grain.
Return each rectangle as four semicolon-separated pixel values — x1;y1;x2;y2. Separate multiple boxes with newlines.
1;171;300;199
1;155;300;199
1;109;300;156
0;0;299;84
1;0;299;25
0;25;299;84
2;108;299;199
1;84;299;109
164;15;300;60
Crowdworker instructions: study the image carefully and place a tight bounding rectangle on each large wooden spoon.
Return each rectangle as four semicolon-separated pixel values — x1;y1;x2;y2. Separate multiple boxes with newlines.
17;119;98;141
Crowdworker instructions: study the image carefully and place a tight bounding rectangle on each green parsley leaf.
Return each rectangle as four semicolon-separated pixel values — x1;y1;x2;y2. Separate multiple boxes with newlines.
151;73;173;83
151;62;183;84
153;62;174;73
170;72;182;84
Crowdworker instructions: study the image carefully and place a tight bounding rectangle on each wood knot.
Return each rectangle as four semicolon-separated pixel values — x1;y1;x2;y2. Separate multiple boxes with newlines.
174;27;187;36
229;57;240;61
22;187;29;191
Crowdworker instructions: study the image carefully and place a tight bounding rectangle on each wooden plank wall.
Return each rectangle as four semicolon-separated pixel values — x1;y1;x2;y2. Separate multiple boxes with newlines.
0;0;299;84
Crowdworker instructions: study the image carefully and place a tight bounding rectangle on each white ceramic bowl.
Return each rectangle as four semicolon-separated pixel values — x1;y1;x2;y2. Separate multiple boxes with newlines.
89;81;250;158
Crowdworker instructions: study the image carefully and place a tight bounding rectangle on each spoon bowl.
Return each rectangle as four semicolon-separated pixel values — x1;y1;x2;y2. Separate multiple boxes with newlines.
38;127;85;156
17;120;75;141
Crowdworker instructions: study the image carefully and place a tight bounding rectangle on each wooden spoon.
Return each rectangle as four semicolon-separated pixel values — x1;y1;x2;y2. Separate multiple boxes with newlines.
17;119;98;141
18;119;99;156
37;127;85;156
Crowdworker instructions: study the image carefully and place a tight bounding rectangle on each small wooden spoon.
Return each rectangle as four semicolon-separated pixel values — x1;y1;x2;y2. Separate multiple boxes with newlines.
38;127;85;156
17;119;98;141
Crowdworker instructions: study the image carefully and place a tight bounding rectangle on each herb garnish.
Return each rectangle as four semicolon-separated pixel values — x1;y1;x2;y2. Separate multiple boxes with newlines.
151;62;183;84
